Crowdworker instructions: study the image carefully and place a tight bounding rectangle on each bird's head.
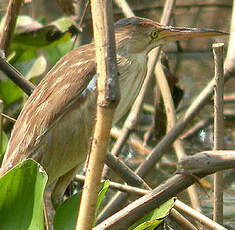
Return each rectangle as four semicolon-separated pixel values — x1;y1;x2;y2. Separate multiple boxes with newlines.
115;17;228;55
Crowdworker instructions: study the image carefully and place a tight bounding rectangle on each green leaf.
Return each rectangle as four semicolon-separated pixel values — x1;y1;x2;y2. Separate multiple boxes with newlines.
94;180;110;224
0;159;48;230
54;180;110;230
1;130;8;154
128;197;176;230
51;17;78;33
0;78;23;105
46;39;74;66
0;131;8;165
54;191;82;230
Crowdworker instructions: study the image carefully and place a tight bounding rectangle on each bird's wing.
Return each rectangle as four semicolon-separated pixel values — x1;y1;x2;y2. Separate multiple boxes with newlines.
1;43;96;173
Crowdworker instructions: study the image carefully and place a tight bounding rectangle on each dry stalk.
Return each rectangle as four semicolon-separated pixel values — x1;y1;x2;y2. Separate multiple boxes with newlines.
213;43;224;224
76;0;119;229
175;200;227;230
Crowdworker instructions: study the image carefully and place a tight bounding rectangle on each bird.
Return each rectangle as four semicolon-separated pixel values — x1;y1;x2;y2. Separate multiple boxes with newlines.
0;17;227;208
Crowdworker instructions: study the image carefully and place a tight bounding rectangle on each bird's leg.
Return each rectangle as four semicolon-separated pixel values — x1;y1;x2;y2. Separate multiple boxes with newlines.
51;165;80;209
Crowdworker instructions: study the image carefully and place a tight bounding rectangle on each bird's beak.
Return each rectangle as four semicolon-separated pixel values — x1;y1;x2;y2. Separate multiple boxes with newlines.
160;26;229;42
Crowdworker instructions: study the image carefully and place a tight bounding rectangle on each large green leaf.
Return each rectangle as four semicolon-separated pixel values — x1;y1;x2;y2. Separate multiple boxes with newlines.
0;159;48;230
54;180;110;230
128;197;176;230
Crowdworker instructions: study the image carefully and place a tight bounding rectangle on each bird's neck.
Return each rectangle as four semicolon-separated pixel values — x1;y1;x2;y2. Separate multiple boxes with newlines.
116;48;148;80
112;49;148;123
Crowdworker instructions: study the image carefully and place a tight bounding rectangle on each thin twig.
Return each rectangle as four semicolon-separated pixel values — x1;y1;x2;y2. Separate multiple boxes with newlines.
224;93;235;102
111;126;175;167
0;56;35;96
71;0;90;50
175;200;227;230
105;152;150;189
181;109;235;140
0;113;16;123
43;200;50;230
78;0;90;30
170;208;198;230
180;117;212;140
213;42;224;224
75;174;148;195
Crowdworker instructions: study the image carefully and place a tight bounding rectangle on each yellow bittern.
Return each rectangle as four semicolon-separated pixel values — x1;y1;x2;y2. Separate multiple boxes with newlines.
0;17;226;207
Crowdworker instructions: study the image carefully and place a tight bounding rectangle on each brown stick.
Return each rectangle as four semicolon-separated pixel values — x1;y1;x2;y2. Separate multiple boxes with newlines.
0;113;16;123
0;0;23;55
0;56;35;96
105;153;150;189
76;0;119;229
213;43;225;224
175;200;227;230
170;208;198;230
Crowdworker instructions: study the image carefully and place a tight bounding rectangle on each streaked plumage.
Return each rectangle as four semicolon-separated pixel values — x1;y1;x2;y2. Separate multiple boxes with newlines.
0;17;227;206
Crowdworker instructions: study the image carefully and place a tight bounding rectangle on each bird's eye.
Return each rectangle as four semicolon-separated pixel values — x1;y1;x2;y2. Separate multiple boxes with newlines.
151;30;159;39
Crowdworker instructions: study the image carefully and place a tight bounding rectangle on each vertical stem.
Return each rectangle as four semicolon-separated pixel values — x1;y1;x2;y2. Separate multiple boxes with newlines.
0;0;23;55
76;0;119;229
155;60;201;213
212;43;224;224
